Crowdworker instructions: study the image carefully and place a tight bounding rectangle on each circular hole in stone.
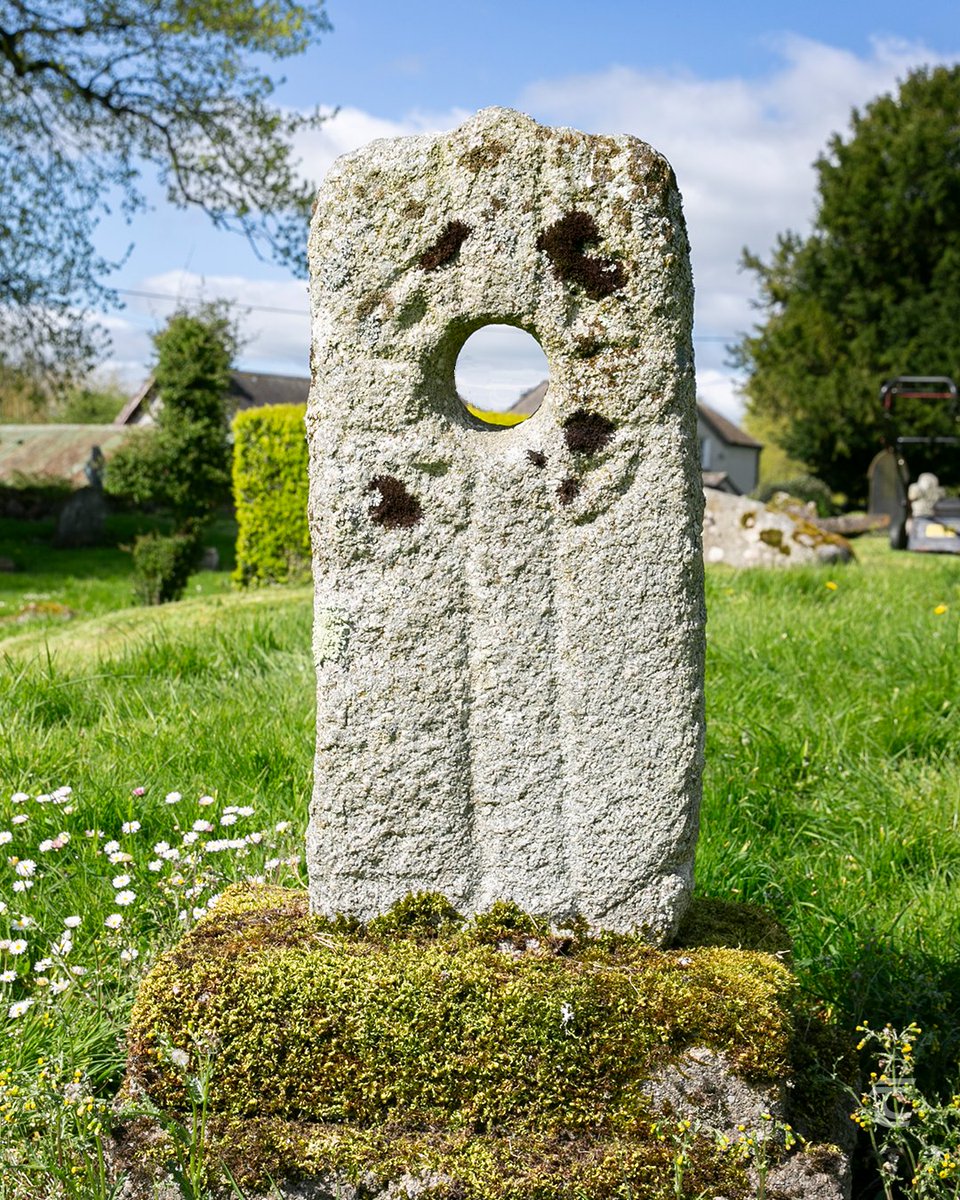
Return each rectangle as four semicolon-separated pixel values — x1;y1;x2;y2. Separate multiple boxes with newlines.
455;325;548;428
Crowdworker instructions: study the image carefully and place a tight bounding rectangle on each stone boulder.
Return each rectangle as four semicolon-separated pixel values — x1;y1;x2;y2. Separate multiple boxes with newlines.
109;885;853;1200
703;488;854;568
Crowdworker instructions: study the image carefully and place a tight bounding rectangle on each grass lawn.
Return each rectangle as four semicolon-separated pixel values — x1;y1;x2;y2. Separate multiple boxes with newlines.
0;512;239;630
0;526;958;1196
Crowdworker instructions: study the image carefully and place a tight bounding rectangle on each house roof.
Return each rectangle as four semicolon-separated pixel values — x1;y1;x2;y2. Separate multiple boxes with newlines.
0;425;140;485
510;379;549;415
702;470;741;494
229;371;310;411
115;372;762;458
115;369;311;425
697;402;762;450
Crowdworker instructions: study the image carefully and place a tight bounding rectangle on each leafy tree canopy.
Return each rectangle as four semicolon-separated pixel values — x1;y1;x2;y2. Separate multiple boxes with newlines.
105;302;237;529
0;0;330;383
734;65;960;501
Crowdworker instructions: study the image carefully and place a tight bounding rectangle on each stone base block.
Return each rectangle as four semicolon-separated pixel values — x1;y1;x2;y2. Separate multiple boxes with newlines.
112;885;853;1200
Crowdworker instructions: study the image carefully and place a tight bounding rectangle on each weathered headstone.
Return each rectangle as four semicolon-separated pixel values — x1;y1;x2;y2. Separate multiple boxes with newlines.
306;106;704;942
114;110;853;1200
54;484;106;548
867;447;905;520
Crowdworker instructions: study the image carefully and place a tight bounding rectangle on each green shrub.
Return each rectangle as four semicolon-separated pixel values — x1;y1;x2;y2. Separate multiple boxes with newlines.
753;474;836;518
105;305;235;608
131;530;199;605
232;404;310;586
0;473;73;519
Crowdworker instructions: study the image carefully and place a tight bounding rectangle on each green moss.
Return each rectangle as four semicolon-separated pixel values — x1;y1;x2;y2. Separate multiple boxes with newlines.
367;890;464;940
459;140;507;172
121;886;844;1198
674;896;792;956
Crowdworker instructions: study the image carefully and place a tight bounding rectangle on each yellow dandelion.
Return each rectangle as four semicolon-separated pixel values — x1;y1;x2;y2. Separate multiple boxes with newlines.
934;604;948;615
825;580;838;591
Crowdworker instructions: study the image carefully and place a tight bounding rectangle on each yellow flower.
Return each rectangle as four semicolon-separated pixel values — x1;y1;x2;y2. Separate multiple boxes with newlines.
934;604;948;615
825;581;838;591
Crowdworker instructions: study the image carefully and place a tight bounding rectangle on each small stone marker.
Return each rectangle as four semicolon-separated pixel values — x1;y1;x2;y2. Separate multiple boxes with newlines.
867;448;905;521
54;484;106;548
306;107;704;942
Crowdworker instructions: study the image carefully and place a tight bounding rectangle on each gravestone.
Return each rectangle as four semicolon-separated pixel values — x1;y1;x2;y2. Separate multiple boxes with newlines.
306;107;705;942
867;447;905;520
114;109;853;1200
54;484;106;548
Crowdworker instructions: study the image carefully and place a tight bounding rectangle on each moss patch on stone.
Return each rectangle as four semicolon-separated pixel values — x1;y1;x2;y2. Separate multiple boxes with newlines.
419;221;472;271
562;409;616;455
536;210;627;299
368;475;423;528
119;887;846;1198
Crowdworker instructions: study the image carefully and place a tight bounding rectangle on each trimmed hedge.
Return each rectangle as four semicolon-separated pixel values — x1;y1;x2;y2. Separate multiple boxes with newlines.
232;404;310;586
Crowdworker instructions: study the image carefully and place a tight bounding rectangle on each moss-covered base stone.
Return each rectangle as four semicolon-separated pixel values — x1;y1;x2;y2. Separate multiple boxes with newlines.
113;885;852;1200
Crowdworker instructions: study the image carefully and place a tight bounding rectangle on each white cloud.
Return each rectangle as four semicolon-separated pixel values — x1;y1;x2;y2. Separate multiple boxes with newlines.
456;325;548;412
101;270;311;390
521;35;955;416
294;105;466;184
695;368;744;423
102;37;957;422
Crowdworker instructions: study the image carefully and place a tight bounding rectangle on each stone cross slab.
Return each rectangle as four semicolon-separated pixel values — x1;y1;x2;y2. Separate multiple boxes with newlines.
306;107;705;942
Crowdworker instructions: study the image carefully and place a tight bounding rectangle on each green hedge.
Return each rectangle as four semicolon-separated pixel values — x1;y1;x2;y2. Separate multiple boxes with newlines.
232;404;310;585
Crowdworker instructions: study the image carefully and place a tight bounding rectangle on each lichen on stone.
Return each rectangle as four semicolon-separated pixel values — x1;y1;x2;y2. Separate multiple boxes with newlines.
557;477;581;506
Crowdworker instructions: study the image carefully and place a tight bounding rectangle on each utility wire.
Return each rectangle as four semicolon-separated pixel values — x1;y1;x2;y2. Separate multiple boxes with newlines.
114;287;308;317
114;286;737;341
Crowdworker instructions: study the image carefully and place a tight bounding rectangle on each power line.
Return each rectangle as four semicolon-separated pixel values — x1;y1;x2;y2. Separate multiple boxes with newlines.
114;287;308;317
113;286;737;341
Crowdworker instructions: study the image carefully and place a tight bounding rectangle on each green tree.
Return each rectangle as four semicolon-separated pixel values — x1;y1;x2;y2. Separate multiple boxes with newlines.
59;381;128;425
106;304;237;602
734;65;960;501
0;0;330;383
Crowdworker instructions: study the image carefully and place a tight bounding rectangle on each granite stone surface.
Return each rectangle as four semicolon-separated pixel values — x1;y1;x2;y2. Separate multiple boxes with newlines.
306;106;704;941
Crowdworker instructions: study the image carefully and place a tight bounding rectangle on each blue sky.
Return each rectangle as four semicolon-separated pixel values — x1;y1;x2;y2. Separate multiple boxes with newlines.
97;1;960;418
